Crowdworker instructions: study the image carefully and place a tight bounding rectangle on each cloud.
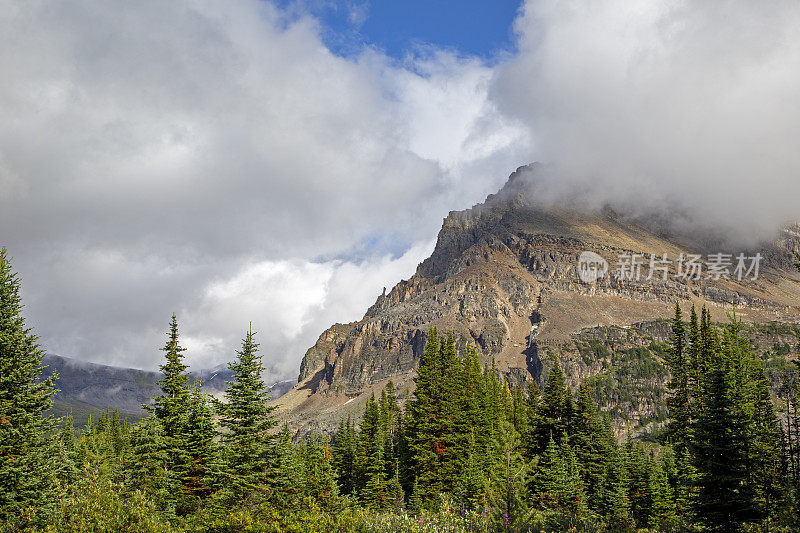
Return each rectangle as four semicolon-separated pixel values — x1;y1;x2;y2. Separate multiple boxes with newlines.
0;0;526;373
181;239;435;381
10;0;794;378
493;0;800;244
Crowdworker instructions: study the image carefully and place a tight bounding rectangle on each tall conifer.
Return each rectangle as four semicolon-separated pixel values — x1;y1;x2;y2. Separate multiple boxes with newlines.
217;327;278;503
0;247;60;526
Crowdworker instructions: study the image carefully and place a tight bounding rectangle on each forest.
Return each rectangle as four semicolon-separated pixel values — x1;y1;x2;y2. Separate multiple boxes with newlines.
2;244;800;532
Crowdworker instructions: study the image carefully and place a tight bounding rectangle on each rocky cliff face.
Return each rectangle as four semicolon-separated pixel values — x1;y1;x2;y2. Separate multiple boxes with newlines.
277;164;800;435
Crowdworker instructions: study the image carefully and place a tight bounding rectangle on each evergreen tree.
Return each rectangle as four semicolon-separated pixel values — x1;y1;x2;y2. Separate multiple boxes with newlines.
530;362;571;454
301;432;339;509
272;424;304;508
648;458;678;531
0;247;60;526
407;327;445;503
149;314;191;494
486;420;531;531
692;314;756;530
532;437;587;529
355;392;381;497
332;416;357;496
524;382;542;461
56;410;80;484
217;327;278;503
597;443;633;529
571;380;613;513
128;415;173;514
666;303;691;452
438;333;465;491
182;380;219;504
454;431;487;511
626;443;655;529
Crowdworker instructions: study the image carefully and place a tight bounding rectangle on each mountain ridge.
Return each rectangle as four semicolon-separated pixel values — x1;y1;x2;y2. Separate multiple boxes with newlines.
276;164;800;435
42;353;294;427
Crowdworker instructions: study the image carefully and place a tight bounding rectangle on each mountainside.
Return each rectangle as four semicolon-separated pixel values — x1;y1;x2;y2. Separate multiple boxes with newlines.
43;354;294;427
276;164;800;436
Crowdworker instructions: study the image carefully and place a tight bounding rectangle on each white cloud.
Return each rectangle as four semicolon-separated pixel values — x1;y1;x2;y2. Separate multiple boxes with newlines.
0;0;526;374
180;240;435;380
492;0;800;243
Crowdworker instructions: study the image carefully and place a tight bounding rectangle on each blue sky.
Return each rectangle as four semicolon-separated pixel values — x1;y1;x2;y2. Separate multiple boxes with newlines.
276;0;522;59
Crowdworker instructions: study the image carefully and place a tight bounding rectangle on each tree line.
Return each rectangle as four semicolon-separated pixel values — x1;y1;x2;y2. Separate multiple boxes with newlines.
3;244;800;531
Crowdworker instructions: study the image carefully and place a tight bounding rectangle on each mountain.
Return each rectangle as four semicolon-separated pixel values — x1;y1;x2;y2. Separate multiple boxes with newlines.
275;164;800;436
42;354;293;427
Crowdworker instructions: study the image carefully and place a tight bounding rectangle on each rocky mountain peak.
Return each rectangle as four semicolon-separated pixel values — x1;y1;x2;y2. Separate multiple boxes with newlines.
277;165;800;436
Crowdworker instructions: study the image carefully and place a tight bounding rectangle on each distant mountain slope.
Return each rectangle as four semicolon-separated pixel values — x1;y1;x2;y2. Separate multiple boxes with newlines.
42;354;293;427
276;163;800;436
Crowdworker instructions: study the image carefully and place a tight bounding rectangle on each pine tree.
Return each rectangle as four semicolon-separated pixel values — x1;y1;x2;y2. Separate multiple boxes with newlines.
454;430;487;511
182;380;219;504
149;313;191;493
217;327;278;503
56;410;80;484
0;247;60;526
407;327;445;502
571;380;613;513
532;437;587;528
128;415;173;514
530;362;571;454
648;458;678;531
301;432;340;509
486;420;531;530
666;303;691;452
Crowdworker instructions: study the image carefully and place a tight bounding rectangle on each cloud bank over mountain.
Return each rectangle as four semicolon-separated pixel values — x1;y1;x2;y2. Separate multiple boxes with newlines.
494;0;800;242
2;0;798;378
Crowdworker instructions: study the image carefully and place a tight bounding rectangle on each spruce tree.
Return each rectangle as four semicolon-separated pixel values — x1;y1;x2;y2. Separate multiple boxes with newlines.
666;303;691;452
454;430;487;511
571;380;613;513
626;443;655;528
272;424;304;508
56;410;80;484
149;313;191;492
128;415;173;513
182;380;219;504
0;247;60;526
355;392;382;500
301;432;339;509
332;416;357;496
692;314;754;530
530;362;571;454
532;437;587;528
407;327;444;502
486;420;531;530
438;333;464;491
217;327;278;503
648;458;678;531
